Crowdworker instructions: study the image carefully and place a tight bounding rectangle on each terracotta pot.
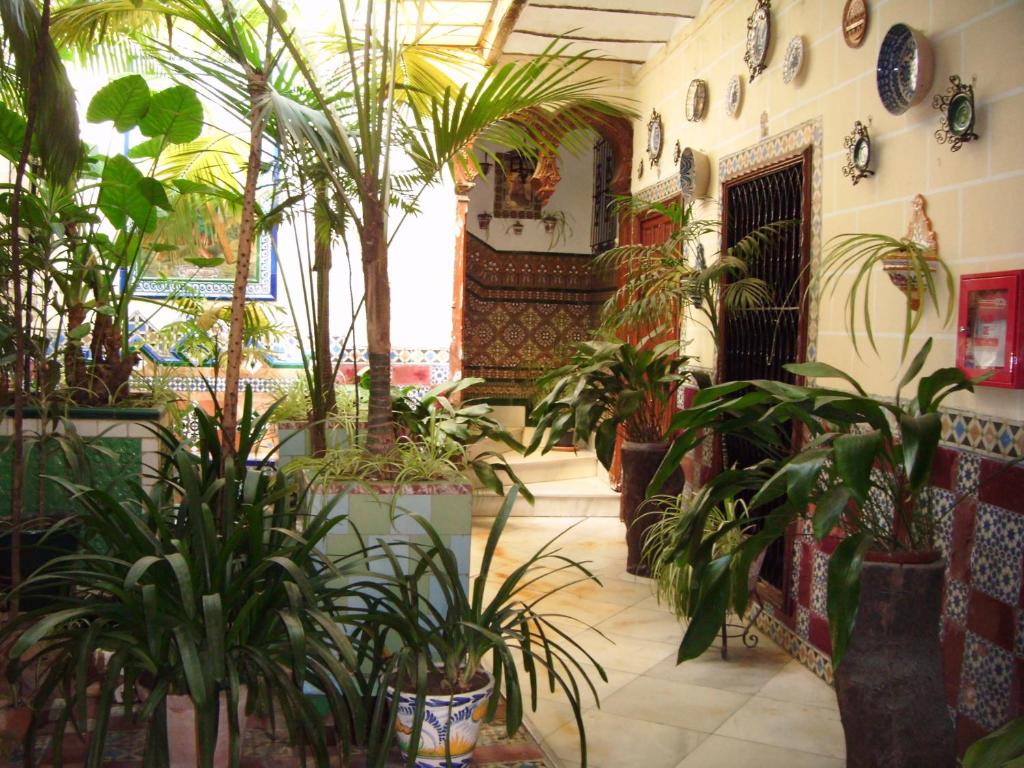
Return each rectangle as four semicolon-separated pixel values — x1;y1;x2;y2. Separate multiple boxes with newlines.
387;671;494;768
833;556;954;767
166;686;248;768
619;441;683;577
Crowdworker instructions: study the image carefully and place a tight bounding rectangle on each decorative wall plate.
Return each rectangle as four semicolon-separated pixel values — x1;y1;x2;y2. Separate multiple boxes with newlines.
679;147;710;199
842;120;874;185
876;23;934;115
782;35;804;84
744;0;772;82
647;108;664;167
726;75;743;117
933;75;979;151
842;0;869;48
686;79;708;121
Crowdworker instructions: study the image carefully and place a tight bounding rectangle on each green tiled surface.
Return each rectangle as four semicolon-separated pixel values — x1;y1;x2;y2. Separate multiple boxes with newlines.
0;436;142;515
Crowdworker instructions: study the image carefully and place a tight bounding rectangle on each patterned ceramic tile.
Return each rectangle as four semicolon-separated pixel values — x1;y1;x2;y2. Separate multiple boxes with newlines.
971;503;1024;605
930;487;957;562
790;540;803;603
958;452;982;495
755;610;834;686
959;631;1015;730
945;579;969;625
1016;609;1024;658
797;605;810;639
810;549;828;616
429;363;450;385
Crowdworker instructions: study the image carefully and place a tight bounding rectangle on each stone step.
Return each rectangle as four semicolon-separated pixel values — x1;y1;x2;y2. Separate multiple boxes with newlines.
473;477;620;518
499;450;599;484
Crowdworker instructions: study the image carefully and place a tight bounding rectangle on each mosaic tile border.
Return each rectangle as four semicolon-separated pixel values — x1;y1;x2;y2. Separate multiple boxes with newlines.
941;407;1024;460
755;606;835;686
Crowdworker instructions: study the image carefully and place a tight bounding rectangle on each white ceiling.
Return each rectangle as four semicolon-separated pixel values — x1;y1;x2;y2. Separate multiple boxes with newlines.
493;0;705;65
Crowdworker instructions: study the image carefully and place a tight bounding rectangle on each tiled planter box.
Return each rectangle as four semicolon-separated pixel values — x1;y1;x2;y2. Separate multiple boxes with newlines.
0;406;165;511
276;422;351;468
315;481;474;604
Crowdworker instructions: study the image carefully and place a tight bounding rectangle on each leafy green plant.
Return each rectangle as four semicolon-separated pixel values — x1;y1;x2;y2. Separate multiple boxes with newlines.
649;339;982;667
963;716;1024;768
820;231;954;361
0;389;365;768
595;198;793;347
643;493;751;620
341;487;607;768
528;337;709;468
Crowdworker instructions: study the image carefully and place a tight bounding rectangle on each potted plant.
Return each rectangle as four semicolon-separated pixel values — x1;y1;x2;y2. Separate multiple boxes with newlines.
528;336;709;575
649;339;988;766
0;389;365;767
341;487;607;768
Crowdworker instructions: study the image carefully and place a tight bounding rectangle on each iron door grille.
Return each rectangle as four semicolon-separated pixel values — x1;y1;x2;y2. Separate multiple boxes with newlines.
592;138;617;254
720;158;808;601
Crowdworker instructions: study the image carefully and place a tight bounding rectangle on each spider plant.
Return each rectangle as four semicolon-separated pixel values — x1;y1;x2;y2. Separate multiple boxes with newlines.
820;231;954;361
0;389;366;768
341;486;607;768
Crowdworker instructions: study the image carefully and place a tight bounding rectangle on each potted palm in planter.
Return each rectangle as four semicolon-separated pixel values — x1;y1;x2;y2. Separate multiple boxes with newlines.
341;487;606;768
528;337;709;575
649;339;988;767
0;390;366;767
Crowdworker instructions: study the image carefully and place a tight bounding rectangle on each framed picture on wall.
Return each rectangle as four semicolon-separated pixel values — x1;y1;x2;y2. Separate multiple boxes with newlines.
123;202;278;301
494;151;542;219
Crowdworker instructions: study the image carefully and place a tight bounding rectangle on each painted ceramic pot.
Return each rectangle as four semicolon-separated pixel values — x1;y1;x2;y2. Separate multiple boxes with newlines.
876;23;934;115
678;147;710;199
389;671;495;768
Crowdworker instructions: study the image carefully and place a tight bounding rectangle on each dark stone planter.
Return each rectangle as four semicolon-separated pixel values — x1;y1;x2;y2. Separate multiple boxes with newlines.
833;555;955;768
619;441;683;577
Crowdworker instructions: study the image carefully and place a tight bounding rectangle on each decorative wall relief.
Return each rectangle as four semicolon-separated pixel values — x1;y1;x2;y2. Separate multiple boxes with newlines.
842;120;875;185
842;0;869;48
493;152;542;219
883;194;939;309
647;108;664;168
744;0;772;82
933;75;979;151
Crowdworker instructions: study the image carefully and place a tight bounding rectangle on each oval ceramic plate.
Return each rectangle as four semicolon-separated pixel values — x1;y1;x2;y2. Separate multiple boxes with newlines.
782;35;804;84
726;75;743;117
876;23;934;115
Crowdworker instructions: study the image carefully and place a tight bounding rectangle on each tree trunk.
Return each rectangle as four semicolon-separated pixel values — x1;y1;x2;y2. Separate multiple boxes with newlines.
310;186;337;458
221;75;267;458
6;0;54;616
361;197;394;455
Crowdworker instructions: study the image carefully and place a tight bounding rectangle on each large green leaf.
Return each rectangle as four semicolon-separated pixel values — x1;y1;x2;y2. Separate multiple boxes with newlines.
97;154;141;229
0;101;30;164
963;715;1024;767
900;413;941;494
87;74;151;132
677;555;733;662
826;532;870;668
833;431;883;506
139;85;203;144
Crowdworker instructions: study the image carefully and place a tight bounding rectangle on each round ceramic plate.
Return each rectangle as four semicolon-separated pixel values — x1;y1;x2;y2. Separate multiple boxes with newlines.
947;92;974;136
686;79;708;121
876;23;934;115
726;75;743;117
782;35;804;84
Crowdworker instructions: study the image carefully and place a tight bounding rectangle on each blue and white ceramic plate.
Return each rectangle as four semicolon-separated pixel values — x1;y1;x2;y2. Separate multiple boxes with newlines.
782;35;804;84
876;23;934;115
726;74;743;117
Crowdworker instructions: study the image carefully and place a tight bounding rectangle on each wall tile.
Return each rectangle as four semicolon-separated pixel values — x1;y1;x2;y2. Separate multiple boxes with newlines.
967;588;1017;649
946;579;970;625
971;503;1024;605
960;632;1015;730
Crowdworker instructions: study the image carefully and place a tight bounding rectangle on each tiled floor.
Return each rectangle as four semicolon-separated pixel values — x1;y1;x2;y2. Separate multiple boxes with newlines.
472;515;847;768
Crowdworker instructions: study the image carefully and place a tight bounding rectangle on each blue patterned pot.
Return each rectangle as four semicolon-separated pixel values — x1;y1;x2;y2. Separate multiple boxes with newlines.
876;23;934;115
387;671;495;768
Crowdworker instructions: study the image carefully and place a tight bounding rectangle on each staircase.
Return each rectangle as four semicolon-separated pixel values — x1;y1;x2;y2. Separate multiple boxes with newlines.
472;406;620;518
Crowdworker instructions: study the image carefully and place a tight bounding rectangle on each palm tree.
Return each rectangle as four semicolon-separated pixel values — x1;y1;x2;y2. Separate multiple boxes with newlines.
1;0;81;613
54;0;629;457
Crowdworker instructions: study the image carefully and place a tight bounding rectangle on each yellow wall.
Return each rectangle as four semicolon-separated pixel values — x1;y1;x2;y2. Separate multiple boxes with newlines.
628;0;1024;422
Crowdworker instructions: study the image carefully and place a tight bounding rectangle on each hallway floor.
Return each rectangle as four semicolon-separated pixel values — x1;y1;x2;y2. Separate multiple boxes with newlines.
471;515;847;768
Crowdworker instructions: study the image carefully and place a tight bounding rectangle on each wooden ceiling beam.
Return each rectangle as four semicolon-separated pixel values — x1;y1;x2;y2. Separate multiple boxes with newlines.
514;29;670;44
528;3;696;19
483;0;530;64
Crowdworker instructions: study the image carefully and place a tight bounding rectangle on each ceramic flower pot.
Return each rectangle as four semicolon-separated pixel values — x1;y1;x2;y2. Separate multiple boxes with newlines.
833;553;954;767
620;441;683;577
166;686;248;768
388;670;495;768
